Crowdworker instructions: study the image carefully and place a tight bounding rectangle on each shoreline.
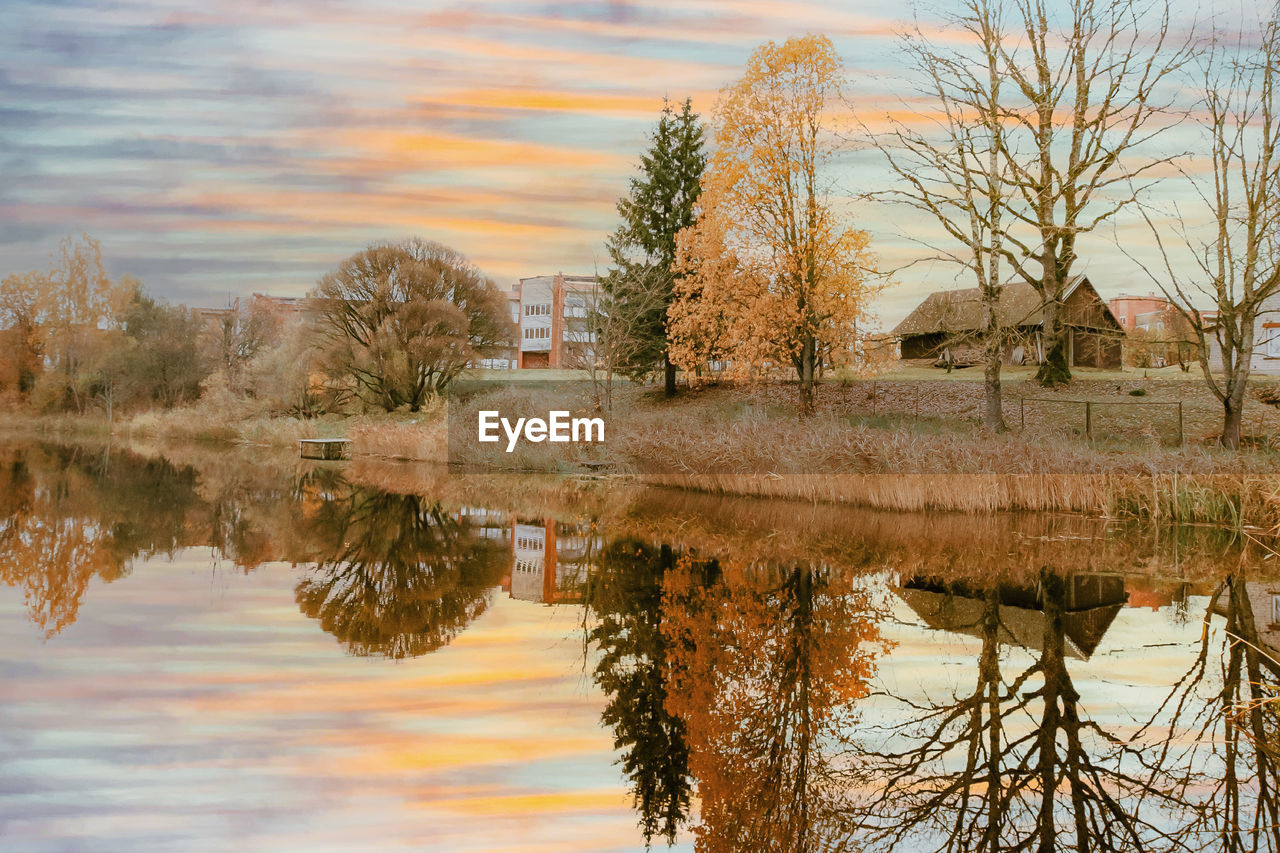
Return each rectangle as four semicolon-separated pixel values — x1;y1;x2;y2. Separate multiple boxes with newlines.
3;378;1278;532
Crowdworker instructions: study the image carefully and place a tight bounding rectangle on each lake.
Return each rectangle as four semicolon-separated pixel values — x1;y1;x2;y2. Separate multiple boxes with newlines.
1;441;1278;852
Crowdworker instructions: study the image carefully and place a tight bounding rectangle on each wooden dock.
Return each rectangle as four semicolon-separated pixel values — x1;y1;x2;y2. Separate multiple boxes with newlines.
299;438;351;460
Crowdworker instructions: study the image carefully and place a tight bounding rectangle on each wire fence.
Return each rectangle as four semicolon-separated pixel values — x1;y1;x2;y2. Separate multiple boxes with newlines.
785;379;1280;448
1019;397;1185;445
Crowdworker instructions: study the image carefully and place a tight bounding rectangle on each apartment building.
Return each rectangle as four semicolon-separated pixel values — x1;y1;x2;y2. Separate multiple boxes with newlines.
503;273;599;369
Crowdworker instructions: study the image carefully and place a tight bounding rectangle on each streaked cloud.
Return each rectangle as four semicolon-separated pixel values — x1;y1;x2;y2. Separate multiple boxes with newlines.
0;0;1210;320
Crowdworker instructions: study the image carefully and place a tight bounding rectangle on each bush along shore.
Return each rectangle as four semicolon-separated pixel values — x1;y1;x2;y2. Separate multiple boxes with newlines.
3;381;1278;532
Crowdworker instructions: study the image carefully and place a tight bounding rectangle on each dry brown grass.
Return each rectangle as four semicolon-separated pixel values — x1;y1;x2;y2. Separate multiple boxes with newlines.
125;406;323;445
346;419;445;461
5;378;1279;528
605;486;1268;577
637;472;1280;530
636;473;1114;513
432;380;1280;527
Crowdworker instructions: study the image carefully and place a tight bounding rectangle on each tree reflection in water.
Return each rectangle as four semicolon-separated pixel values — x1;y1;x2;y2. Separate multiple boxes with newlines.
1141;573;1280;853
294;478;508;659
846;568;1280;853
0;444;199;637
587;538;691;846
660;558;887;852
4;441;1280;851
575;528;1280;852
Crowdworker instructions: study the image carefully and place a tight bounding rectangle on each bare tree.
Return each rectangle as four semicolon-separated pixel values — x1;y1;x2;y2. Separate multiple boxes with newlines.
867;0;1013;429
878;0;1194;393
1136;11;1280;448
999;0;1193;387
575;268;669;411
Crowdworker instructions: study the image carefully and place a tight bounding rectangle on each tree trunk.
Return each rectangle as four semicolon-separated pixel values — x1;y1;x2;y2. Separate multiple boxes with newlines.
983;352;1004;431
982;292;1005;430
1221;393;1244;449
798;335;816;416
663;353;676;399
1036;299;1072;387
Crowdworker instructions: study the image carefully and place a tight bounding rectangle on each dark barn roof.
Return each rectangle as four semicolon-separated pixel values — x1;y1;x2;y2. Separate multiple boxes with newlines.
896;587;1123;660
892;276;1118;338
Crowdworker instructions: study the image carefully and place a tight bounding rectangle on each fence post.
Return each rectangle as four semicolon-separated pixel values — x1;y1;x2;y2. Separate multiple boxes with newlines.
1177;401;1184;447
1020;397;1025;430
914;382;920;421
1085;401;1093;441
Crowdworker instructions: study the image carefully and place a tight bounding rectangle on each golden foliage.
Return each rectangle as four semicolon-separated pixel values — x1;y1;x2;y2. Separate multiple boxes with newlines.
669;35;878;407
661;558;885;850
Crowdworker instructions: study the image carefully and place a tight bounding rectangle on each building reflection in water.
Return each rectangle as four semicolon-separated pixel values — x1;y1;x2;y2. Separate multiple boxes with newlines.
2;442;1278;851
898;572;1129;660
455;507;599;605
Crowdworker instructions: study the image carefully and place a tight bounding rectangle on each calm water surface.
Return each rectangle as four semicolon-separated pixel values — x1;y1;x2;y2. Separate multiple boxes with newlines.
1;442;1278;852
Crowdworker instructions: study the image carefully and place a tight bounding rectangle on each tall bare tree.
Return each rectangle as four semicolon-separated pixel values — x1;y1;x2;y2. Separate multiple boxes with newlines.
1137;11;1280;448
867;0;1013;429
880;0;1193;389
1002;0;1192;387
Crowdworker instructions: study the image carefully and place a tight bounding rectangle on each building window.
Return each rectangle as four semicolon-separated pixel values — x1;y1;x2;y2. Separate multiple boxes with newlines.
1265;326;1280;358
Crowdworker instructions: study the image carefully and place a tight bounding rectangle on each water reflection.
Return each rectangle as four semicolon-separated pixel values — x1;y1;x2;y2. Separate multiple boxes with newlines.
662;560;885;852
2;441;1279;851
293;482;509;659
587;540;690;845
851;569;1201;851
0;444;199;636
1153;575;1280;853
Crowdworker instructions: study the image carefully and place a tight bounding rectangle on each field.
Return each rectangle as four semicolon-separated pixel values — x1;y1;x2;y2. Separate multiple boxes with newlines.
465;363;1280;447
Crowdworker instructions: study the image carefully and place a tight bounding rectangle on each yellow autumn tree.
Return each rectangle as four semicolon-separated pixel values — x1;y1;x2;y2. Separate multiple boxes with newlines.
669;34;877;414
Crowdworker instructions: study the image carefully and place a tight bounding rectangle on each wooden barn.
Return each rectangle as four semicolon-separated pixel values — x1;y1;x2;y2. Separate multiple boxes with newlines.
892;276;1124;368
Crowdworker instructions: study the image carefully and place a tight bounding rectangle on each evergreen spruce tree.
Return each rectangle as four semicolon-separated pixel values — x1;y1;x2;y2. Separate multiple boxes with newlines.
604;99;705;397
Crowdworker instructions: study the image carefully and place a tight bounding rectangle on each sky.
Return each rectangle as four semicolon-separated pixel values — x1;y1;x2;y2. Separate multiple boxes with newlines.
0;0;1213;327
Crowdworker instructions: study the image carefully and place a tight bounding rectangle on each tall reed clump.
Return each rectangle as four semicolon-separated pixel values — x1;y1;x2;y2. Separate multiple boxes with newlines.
1109;473;1280;531
639;473;1117;514
347;417;446;461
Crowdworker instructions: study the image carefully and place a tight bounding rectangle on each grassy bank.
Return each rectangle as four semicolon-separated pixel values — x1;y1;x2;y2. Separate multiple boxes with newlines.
0;396;446;459
4;377;1278;530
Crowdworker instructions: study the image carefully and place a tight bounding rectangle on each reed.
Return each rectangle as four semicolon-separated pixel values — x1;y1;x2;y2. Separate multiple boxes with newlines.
346;419;445;461
4;379;1278;530
638;471;1280;531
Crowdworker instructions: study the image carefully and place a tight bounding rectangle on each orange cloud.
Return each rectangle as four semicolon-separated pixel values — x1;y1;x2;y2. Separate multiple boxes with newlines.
424;87;684;118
